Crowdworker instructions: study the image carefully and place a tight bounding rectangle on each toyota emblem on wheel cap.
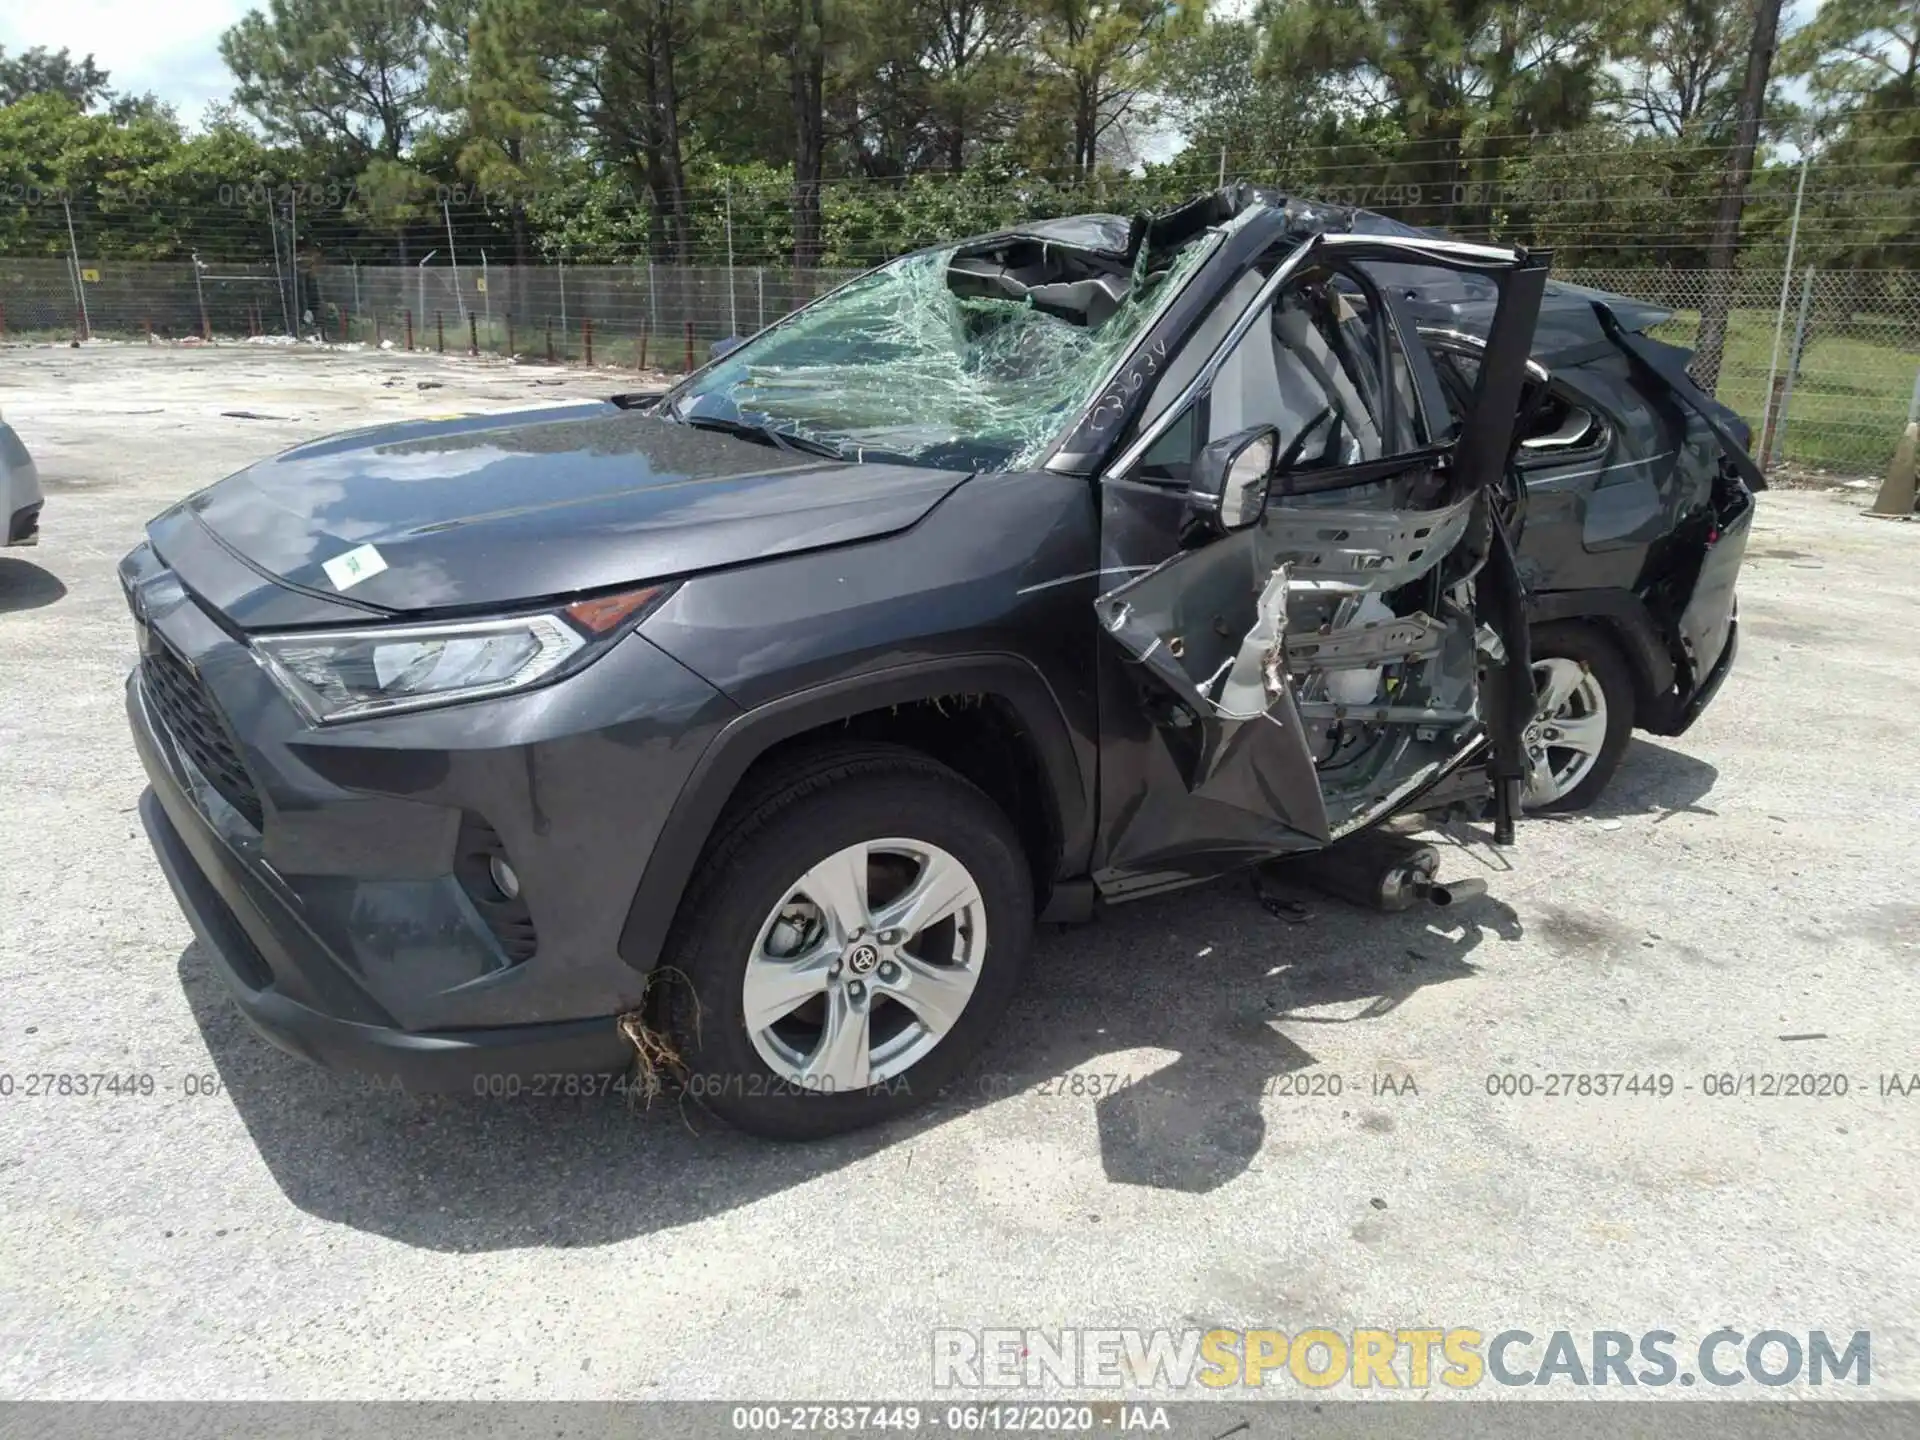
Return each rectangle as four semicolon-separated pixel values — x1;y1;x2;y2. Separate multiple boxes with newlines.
847;942;880;975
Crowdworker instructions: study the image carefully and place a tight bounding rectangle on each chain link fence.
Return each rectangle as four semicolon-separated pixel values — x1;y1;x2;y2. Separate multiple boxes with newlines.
0;255;862;358
0;256;292;342
299;262;864;370
3;253;1915;474
1564;267;1920;472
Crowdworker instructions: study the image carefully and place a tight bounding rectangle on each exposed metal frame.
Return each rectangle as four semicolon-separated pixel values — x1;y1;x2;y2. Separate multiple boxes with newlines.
1414;326;1552;386
1097;232;1535;483
1098;233;1330;479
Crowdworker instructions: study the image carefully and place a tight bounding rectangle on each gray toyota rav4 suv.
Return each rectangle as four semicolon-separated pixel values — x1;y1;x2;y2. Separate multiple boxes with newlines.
122;187;1755;1137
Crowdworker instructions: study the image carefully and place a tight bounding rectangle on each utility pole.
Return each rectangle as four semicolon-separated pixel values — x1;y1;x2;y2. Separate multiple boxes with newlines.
267;207;291;335
289;188;301;334
191;252;210;341
1692;0;1786;393
1771;268;1817;469
725;177;737;338
417;250;439;337
443;197;466;324
61;195;91;341
1758;148;1811;461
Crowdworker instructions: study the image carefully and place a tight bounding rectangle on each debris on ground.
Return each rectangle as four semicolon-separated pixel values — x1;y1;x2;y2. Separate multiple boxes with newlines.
615;977;691;1109
1253;878;1313;923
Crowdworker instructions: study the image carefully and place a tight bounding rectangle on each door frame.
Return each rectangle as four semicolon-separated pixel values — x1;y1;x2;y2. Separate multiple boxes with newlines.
1084;227;1552;892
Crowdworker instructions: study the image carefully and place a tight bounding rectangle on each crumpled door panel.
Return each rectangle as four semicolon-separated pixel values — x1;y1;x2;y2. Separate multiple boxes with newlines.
1096;482;1489;865
1096;535;1332;858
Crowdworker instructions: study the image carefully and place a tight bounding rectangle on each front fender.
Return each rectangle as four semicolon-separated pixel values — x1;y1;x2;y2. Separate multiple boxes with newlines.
614;655;1090;975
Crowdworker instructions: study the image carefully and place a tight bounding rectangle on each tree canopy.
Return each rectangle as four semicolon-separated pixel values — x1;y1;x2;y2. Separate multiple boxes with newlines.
0;0;1911;272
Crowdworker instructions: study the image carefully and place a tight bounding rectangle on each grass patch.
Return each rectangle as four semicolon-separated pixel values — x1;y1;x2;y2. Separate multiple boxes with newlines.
1645;305;1918;472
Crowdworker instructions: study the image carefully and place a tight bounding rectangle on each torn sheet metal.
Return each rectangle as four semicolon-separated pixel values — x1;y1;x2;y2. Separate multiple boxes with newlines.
1252;491;1475;592
1096;485;1488;850
1095;538;1331;849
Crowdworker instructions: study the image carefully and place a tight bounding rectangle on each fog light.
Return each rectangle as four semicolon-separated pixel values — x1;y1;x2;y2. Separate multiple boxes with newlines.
488;854;521;900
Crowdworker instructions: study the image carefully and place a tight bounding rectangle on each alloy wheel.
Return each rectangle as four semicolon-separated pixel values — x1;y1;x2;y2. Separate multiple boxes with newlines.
741;838;988;1090
1522;656;1610;807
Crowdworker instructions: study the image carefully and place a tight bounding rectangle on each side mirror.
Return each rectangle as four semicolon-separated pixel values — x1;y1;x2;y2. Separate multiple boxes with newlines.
1187;425;1278;536
709;335;746;361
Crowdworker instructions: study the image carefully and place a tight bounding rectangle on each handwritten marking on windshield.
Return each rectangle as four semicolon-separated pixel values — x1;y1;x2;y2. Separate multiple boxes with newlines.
1088;338;1170;434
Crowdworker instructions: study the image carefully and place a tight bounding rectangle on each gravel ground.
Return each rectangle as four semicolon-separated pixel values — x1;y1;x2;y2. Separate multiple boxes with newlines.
1;343;1916;1404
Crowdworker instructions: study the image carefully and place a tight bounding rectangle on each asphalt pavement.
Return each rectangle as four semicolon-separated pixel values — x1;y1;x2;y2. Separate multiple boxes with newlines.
1;343;1914;1402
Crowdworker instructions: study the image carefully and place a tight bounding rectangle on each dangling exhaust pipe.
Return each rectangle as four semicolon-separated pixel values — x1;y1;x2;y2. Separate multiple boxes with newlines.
1282;831;1489;913
1425;876;1488;906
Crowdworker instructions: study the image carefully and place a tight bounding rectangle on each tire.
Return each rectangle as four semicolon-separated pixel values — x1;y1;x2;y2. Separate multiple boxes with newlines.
1522;620;1637;814
658;742;1033;1140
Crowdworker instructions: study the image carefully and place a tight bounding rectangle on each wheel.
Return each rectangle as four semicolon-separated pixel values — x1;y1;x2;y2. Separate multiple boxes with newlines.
659;743;1033;1139
1521;621;1636;813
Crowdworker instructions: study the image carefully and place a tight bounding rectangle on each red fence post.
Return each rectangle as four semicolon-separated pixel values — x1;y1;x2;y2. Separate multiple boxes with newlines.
340;309;349;343
584;316;594;367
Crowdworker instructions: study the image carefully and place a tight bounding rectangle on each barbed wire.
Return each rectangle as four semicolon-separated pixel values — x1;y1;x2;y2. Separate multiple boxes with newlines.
5;136;1913;268
10;172;1908;214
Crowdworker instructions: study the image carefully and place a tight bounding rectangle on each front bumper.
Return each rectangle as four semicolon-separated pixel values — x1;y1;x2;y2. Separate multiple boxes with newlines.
122;545;739;1091
131;677;634;1091
139;788;631;1092
2;421;42;546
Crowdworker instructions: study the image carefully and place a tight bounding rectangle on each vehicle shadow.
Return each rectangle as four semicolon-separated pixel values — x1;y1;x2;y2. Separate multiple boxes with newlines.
179;875;1521;1251
1577;738;1719;823
0;557;66;613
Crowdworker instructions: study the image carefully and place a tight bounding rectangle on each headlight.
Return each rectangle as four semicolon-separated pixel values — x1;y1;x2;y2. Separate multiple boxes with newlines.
252;585;669;723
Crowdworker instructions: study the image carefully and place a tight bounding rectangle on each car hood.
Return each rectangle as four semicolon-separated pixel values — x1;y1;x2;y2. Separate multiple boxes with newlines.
148;402;973;625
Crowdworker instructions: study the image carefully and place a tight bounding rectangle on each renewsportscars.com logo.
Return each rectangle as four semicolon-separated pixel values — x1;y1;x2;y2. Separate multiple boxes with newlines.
931;1328;1872;1391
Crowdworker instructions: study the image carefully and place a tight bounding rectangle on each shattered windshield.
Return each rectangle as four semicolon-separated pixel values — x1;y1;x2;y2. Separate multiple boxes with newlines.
669;227;1221;471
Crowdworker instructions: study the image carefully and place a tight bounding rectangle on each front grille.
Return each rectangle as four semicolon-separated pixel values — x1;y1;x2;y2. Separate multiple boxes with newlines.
142;640;265;831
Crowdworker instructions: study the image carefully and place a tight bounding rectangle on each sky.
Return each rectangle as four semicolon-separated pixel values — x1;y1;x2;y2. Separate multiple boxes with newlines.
0;0;251;122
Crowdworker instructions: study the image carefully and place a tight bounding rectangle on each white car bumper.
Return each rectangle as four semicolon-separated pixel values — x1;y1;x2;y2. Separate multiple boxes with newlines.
1;420;41;546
